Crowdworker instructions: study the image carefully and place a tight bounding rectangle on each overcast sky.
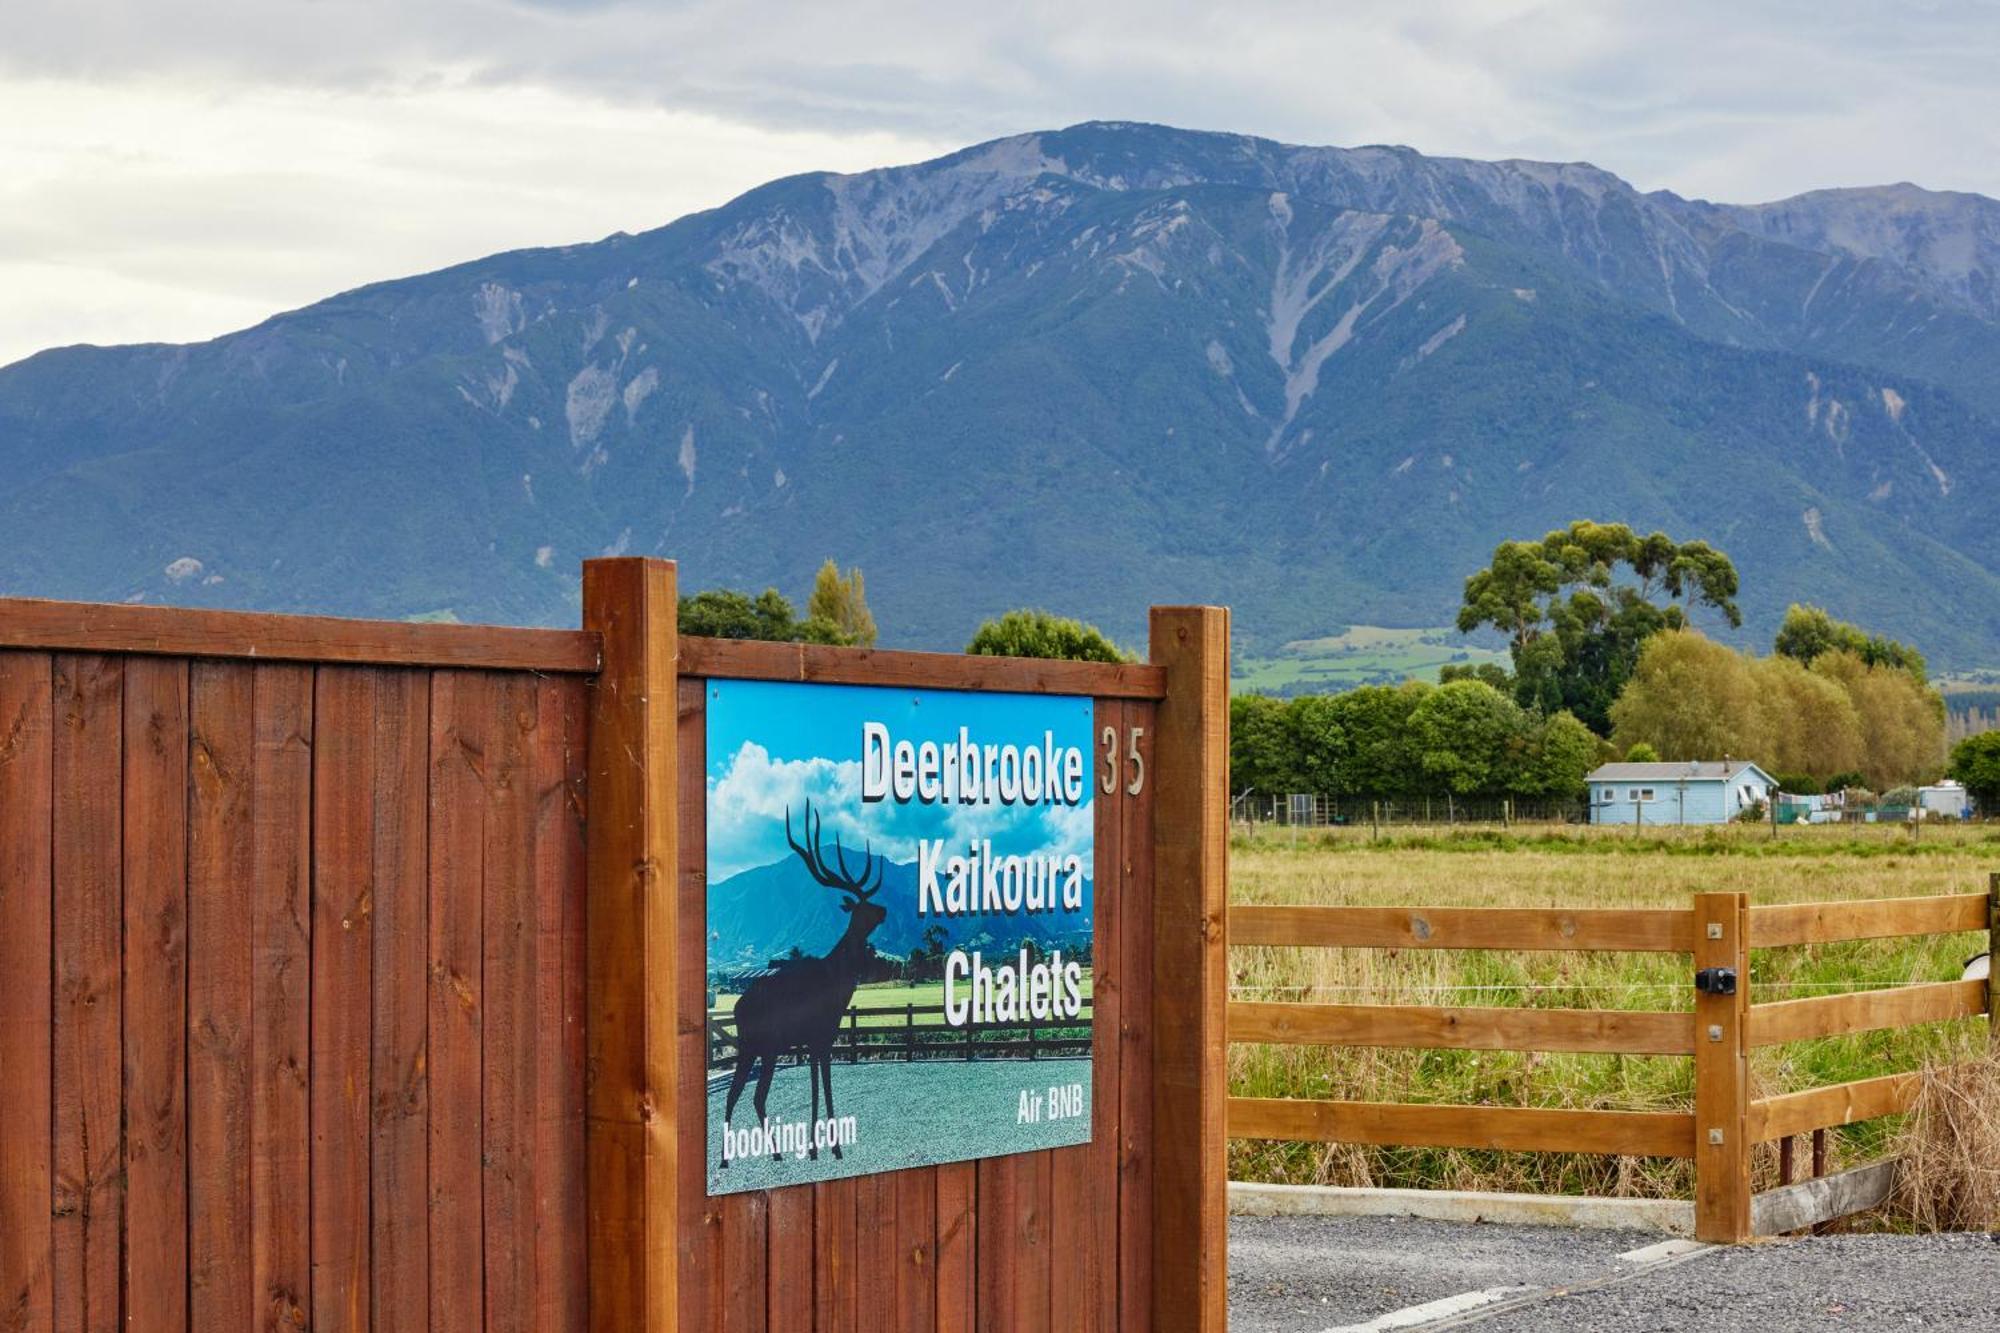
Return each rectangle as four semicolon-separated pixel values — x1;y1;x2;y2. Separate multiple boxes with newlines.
6;0;1998;368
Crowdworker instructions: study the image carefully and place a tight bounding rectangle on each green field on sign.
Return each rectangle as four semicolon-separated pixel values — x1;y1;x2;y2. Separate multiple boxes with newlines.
706;1058;1092;1195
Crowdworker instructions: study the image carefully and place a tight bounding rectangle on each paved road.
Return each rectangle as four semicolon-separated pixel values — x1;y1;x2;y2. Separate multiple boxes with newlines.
1229;1215;2000;1331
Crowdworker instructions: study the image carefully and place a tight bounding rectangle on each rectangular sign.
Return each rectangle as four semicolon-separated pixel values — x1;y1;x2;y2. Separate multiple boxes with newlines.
704;678;1095;1195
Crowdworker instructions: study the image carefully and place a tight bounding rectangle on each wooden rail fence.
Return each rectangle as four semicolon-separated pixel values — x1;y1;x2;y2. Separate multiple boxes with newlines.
1227;880;1999;1243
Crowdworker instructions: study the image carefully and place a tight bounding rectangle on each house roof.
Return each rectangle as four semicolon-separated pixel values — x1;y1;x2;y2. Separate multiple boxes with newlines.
1586;760;1771;784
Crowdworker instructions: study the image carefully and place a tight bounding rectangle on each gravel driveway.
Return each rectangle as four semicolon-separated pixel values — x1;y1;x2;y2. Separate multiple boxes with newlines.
1229;1215;2000;1331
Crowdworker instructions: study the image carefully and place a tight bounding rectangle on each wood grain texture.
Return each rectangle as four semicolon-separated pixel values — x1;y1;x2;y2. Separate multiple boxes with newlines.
1747;980;1986;1047
1116;701;1155;1333
1748;894;1988;947
430;670;488;1330
812;1178;857;1333
1752;1160;1899;1237
764;1187;814;1333
1232;905;1696;953
1230;1001;1696;1055
313;667;376;1331
1148;608;1228;1333
0;595;597;673
122;656;190;1332
533;677;589;1333
1748;1073;1923;1142
51;654;124;1333
973;1159;1014;1333
0;653;54;1333
1693;892;1751;1244
1226;1098;1697;1157
251;663;314;1330
582;558;679;1333
484;672;541;1332
371;669;433;1333
189;663;256;1329
894;1168;937;1333
933;1166;976;1333
678;636;1166;700
674;678;720;1333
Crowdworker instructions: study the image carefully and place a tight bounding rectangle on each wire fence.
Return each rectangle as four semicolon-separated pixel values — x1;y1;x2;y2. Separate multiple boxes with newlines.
1230;791;1583;829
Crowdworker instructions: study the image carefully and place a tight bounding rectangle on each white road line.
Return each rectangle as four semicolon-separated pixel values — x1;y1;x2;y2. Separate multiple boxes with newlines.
1318;1287;1534;1333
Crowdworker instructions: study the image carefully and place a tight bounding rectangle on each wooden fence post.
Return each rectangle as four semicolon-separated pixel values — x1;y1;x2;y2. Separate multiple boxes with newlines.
1149;605;1229;1332
1989;872;1998;1046
582;557;680;1332
1693;890;1751;1243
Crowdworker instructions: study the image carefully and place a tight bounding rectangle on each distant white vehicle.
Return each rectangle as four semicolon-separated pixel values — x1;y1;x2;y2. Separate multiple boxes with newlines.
1965;953;1990;983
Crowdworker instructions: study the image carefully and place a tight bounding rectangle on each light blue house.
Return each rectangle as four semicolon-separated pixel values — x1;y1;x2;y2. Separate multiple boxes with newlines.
1586;760;1778;826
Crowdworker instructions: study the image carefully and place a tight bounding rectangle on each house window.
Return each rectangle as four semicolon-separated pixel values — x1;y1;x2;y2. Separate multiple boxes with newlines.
1628;788;1655;802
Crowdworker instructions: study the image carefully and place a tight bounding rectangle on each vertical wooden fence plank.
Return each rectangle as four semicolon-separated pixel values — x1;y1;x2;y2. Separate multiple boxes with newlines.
0;653;54;1333
854;1172;900;1331
1011;1152;1053;1323
430;671;488;1331
122;657;189;1332
1694;891;1751;1244
485;673;540;1332
1988;872;1998;1046
189;663;255;1329
719;1190;768;1333
764;1187;814;1333
312;667;376;1331
252;663;314;1331
582;557;679;1333
1116;701;1155;1333
677;678;720;1333
972;1159;1013;1332
1051;698;1124;1332
372;669;432;1333
813;1178;858;1333
533;678;588;1333
1147;608;1228;1333
932;1165;975;1333
51;654;124;1333
893;1168;936;1333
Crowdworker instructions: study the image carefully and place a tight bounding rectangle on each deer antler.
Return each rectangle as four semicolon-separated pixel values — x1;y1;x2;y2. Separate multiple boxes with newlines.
783;800;882;900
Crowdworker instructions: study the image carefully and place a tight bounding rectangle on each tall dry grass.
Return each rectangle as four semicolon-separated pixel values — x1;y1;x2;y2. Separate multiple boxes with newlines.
1227;822;1997;1203
1889;1050;2000;1231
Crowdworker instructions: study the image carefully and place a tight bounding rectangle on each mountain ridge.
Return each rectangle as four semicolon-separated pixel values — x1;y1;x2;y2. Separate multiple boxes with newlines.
3;121;1997;665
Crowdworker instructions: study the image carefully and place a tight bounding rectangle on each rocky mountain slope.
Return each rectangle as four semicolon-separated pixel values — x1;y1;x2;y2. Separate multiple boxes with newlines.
2;122;1996;662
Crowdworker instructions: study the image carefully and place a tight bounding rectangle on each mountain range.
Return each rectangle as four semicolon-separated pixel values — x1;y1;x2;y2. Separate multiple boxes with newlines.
4;121;1998;664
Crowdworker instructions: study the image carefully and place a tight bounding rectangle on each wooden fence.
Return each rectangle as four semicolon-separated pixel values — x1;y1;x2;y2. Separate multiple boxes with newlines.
1228;882;1999;1242
0;558;1233;1333
706;1000;1097;1066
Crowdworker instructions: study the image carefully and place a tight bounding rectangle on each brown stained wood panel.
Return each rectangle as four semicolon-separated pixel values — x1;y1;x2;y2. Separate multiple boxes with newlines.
252;663;314;1330
372;669;433;1333
1117;701;1155;1333
1746;980;1987;1048
720;1191;768;1333
0;653;54;1333
313;668;377;1331
813;1178;859;1333
51;654;124;1333
678;637;1166;701
854;1173;901;1332
122;657;190;1331
1229;1001;1697;1056
1050;697;1124;1333
972;1159;1015;1333
932;1165;976;1333
675;677;721;1333
1693;892;1751;1244
1226;1098;1697;1157
893;1168;937;1333
764;1187;814;1333
532;678;589;1333
1231;905;1696;954
1748;894;1989;947
0;595;598;674
1011;1153;1053;1327
430;672;489;1331
189;663;256;1329
484;673;541;1332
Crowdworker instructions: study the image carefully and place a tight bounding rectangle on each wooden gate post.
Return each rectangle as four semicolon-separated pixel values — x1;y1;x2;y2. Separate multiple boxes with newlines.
1693;890;1751;1243
582;557;681;1331
1149;605;1230;1331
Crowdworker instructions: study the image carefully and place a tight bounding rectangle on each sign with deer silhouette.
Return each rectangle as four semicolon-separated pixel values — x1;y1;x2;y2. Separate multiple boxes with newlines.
704;678;1096;1194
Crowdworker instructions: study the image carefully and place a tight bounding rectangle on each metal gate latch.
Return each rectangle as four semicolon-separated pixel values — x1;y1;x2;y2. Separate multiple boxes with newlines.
1694;967;1737;996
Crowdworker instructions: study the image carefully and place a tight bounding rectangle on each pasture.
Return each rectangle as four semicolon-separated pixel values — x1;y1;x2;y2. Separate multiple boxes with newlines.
1228;821;1998;1199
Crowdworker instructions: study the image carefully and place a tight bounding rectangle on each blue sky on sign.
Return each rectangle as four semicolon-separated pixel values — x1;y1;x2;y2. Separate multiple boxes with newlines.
703;679;1095;882
6;1;1999;367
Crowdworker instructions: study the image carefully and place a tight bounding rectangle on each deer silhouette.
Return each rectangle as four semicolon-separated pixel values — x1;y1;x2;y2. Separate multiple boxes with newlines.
722;800;887;1163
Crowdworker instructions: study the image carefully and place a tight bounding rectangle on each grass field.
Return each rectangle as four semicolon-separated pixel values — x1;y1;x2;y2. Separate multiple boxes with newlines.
1232;626;1509;694
1228;821;1997;1200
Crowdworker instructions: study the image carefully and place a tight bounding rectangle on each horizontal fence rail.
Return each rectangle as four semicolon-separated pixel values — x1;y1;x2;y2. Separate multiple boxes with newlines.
1229;885;1996;1244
